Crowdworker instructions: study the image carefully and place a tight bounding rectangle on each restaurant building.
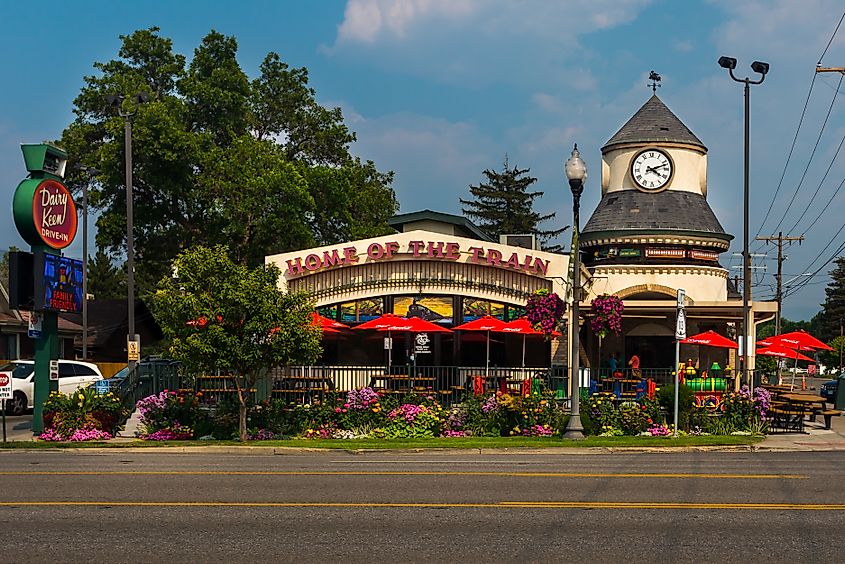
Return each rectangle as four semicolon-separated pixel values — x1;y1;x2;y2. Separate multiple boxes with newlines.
266;210;570;374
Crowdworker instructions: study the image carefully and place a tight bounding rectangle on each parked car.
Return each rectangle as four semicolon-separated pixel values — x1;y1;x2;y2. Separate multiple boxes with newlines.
2;360;104;416
821;377;840;405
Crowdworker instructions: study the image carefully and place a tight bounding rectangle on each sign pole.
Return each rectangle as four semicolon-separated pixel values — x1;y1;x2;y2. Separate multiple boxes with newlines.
0;371;11;442
674;289;686;438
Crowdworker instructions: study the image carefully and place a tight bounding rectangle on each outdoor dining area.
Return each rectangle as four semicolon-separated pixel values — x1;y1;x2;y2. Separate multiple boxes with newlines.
755;330;841;433
268;312;565;405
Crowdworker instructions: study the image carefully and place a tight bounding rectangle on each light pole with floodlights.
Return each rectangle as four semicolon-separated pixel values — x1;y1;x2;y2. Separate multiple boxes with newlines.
564;144;587;439
107;92;149;373
717;56;769;389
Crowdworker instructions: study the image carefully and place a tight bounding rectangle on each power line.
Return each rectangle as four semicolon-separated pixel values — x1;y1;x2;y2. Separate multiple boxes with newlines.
761;72;843;239
752;11;845;249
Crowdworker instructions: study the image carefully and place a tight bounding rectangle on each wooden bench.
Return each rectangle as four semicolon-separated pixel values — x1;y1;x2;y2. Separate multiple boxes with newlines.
819;409;841;430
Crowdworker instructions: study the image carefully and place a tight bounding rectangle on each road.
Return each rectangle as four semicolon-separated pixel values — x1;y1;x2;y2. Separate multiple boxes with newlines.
0;450;842;563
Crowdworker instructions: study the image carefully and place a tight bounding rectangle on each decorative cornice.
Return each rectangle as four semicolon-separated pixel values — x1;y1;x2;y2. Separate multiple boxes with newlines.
591;264;728;278
581;234;730;250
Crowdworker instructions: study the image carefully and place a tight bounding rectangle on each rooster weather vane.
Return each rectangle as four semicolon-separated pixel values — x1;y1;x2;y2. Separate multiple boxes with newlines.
648;71;661;93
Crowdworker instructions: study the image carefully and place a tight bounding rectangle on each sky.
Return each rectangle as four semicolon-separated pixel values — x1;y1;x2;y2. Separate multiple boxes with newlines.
1;0;844;322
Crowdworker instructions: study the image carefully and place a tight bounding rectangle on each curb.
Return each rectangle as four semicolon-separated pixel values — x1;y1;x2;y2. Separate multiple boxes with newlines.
0;444;761;455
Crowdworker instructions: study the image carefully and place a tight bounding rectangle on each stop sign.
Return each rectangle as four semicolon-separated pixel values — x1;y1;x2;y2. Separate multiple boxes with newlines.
0;374;9;387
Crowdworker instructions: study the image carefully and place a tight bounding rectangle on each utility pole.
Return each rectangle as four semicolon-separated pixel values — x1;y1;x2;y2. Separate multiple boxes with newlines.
816;67;845;74
756;232;803;335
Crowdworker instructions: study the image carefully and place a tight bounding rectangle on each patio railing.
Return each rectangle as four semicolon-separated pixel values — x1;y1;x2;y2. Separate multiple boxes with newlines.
191;365;570;407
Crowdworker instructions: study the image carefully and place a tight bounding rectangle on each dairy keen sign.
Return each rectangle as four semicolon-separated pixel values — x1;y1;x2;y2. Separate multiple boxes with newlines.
13;178;78;250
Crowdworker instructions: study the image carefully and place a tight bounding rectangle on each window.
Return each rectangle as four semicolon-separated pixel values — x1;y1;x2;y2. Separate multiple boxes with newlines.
394;296;453;324
58;363;76;378
73;365;98;377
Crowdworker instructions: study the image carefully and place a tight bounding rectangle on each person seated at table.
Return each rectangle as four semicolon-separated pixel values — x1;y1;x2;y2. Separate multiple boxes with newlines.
608;353;623;378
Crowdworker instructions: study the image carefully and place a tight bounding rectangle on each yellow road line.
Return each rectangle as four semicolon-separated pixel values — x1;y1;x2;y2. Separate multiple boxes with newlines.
0;501;841;510
0;471;806;479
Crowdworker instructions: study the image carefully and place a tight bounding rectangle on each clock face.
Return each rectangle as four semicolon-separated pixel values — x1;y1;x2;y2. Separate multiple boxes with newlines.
631;149;673;191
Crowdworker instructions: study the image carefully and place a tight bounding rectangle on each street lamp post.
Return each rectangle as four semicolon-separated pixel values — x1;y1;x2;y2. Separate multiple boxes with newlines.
564;144;587;439
107;92;149;372
718;56;769;389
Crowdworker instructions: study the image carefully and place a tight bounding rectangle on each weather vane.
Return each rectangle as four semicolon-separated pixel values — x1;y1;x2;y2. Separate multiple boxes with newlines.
648;70;661;93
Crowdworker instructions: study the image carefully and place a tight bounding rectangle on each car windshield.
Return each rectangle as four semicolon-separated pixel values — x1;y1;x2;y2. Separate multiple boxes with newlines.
0;362;35;379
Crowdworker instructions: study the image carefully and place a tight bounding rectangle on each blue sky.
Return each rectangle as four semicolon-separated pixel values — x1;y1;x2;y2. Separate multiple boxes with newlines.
1;0;844;322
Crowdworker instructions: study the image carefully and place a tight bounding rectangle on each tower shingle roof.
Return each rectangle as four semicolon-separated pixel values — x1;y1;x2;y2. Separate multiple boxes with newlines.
603;95;705;151
581;190;731;241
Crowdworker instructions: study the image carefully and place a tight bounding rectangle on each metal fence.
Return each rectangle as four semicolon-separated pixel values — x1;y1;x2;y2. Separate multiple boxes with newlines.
187;365;570;407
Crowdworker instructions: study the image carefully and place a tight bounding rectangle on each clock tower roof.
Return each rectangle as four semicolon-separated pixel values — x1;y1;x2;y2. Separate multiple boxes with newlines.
603;95;705;152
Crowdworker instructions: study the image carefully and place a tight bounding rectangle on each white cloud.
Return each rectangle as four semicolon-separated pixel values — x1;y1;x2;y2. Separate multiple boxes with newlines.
335;0;652;45
673;39;693;52
337;0;476;44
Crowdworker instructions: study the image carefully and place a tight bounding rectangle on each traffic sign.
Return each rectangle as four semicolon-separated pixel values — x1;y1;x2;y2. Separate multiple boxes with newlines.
0;373;11;400
49;360;59;381
675;309;687;340
127;337;140;362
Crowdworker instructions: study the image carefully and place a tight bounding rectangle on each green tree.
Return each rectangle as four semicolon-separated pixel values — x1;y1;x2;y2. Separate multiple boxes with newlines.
818;335;845;375
59;27;397;291
816;257;845;343
87;250;127;300
150;245;321;441
460;156;567;251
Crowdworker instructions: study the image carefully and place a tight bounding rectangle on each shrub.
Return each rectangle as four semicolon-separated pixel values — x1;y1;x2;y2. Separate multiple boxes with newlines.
136;390;204;439
656;384;696;430
40;388;127;441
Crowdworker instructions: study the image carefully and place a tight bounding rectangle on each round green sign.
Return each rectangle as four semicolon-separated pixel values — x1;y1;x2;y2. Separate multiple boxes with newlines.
13;178;78;249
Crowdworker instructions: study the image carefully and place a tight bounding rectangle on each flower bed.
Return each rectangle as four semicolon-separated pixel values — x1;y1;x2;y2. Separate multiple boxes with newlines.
39;388;127;442
136;390;204;440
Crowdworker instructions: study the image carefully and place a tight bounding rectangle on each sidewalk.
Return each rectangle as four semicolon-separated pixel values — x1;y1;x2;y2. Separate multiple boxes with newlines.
755;407;845;451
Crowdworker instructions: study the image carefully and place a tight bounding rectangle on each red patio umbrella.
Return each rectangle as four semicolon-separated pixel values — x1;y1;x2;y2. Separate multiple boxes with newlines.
353;313;451;369
681;330;738;349
756;344;814;362
502;317;560;368
310;312;350;333
762;330;833;351
452;316;509;378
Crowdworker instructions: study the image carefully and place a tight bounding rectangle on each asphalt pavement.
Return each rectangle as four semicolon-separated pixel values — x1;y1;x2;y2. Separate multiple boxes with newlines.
0;450;843;562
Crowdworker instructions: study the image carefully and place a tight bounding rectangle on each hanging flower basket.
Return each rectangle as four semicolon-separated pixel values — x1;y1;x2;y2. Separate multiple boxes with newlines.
590;294;624;339
525;289;564;337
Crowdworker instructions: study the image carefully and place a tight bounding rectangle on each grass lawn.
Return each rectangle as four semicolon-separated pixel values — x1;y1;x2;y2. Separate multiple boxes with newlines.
0;434;763;450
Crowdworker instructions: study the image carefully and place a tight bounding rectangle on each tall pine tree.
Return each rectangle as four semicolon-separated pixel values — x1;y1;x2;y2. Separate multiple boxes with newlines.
817;257;845;342
460;157;566;251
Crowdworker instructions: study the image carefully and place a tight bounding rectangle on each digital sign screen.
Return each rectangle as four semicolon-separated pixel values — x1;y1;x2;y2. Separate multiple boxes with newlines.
42;254;83;313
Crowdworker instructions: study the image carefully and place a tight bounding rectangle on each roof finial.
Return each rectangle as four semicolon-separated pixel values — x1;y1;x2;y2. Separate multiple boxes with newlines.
648;70;661;94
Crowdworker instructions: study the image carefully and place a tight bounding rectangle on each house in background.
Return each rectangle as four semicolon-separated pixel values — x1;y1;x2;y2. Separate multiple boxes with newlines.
67;299;164;363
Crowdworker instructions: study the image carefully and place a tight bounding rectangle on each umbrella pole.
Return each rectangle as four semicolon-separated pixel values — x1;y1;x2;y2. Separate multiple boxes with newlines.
522;335;526;369
485;330;490;382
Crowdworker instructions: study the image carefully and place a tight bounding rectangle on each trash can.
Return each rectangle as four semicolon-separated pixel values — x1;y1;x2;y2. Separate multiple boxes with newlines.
835;373;845;411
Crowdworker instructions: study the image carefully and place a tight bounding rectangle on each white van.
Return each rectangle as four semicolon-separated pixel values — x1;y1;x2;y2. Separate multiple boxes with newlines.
2;360;104;415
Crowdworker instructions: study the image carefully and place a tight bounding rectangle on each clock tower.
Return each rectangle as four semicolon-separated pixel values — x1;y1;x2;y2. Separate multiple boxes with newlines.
580;94;734;303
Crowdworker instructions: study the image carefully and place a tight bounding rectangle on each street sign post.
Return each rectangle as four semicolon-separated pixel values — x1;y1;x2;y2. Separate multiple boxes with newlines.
0;372;10;443
49;360;59;381
674;289;686;438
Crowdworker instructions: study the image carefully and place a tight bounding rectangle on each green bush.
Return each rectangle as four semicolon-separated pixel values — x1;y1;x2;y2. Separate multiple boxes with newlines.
43;388;127;436
656;384;696;430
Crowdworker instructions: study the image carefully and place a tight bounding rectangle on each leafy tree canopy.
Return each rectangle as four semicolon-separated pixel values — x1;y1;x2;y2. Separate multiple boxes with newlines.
59;27;398;294
150;245;322;440
460;156;567;251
